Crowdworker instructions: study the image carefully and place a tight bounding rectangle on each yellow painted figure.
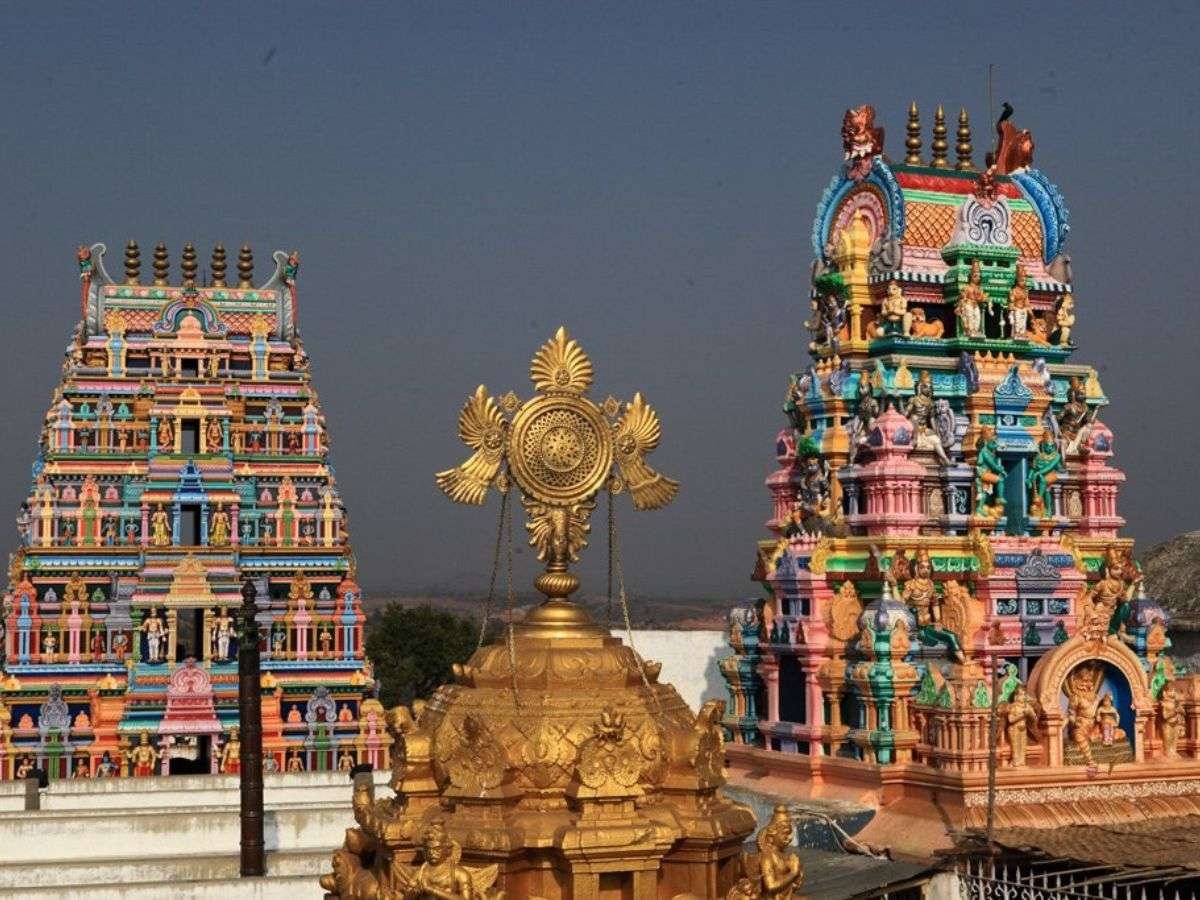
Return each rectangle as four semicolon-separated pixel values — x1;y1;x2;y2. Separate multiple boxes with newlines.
150;505;171;547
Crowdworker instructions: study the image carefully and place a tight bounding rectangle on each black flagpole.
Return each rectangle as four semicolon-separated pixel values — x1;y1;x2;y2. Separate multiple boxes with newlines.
238;577;265;876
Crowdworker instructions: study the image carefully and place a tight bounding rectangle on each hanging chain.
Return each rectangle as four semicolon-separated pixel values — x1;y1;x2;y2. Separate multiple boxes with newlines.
503;483;519;707
606;485;614;629
478;483;510;651
608;488;662;715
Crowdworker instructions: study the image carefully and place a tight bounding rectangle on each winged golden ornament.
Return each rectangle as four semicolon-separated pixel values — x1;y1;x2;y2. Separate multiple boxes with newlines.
435;386;507;505
435;327;677;608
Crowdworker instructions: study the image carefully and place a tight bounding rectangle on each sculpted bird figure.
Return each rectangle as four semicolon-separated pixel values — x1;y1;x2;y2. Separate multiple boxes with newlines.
613;393;679;510
434;385;507;505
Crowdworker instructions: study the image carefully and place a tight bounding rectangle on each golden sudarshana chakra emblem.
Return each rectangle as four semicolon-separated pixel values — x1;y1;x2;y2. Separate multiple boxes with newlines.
436;327;678;600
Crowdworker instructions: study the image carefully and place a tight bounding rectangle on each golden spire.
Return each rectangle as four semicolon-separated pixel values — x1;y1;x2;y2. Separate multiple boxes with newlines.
123;240;141;285
930;104;949;168
955;107;975;171
210;244;227;287
436;327;677;619
153;242;169;286
237;244;253;288
181;242;198;284
904;101;922;165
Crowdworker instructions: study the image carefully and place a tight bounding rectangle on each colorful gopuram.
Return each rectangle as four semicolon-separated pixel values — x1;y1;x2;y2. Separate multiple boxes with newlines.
0;241;383;780
720;104;1199;854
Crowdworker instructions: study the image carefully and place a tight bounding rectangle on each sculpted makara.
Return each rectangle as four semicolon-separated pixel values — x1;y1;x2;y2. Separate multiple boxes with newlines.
321;328;755;900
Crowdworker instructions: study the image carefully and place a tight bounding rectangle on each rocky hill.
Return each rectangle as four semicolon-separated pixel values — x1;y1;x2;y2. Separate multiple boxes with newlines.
1142;531;1200;630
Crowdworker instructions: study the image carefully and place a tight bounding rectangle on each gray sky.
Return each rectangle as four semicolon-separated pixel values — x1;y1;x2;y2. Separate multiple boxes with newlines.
0;2;1195;599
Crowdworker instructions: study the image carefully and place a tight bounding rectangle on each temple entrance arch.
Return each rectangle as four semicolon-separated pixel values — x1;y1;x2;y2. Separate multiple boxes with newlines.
1026;634;1153;766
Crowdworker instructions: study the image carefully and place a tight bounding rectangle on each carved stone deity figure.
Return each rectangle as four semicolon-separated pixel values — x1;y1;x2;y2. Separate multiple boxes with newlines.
209;503;230;547
956;260;986;338
1161;686;1184;758
727;805;804;899
143;607;166;663
130;730;160;776
1055;293;1076;345
876;279;912;337
1026;428;1064;519
150;505;172;547
1007;263;1031;339
899;549;965;663
220;726;241;774
157;418;173;452
212;607;235;661
973;426;1006;518
1002;684;1039;766
205;418;223;451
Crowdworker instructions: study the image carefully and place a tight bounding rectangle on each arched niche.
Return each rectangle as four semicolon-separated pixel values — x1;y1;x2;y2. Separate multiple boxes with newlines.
1026;634;1152;766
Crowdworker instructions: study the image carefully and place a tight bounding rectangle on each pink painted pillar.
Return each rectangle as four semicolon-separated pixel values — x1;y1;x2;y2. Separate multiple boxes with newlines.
230;505;240;547
140;505;150;548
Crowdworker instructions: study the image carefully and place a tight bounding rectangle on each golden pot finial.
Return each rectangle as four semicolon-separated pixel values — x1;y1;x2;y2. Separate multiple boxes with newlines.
436;326;678;616
904;101;922;165
956;107;975;171
931;104;949;168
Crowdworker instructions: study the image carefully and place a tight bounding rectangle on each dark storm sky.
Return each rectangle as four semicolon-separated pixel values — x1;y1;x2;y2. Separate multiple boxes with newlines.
0;2;1195;599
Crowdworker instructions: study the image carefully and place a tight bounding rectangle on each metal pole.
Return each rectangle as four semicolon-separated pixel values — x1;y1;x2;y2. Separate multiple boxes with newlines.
238;577;265;876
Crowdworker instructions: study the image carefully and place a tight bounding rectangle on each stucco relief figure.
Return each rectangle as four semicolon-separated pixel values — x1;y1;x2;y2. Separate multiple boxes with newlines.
876;280;912;337
151;505;172;547
209;503;230;546
973;426;1006;518
727;805;804;899
898;549;965;663
1057;376;1091;450
956;260;986;338
1007;263;1031;339
143;608;166;663
1161;686;1184;758
904;370;950;464
206;418;222;451
1055;293;1076;345
212;607;235;661
130;730;160;776
1026;428;1064;519
786;443;836;537
221;726;241;774
157;418;173;452
1001;684;1040;766
909;307;944;338
1095;693;1125;747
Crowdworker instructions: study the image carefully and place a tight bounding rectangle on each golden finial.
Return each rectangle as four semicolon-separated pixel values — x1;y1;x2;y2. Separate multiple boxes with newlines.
123;240;141;285
955;107;975;171
210;244;227;287
237;244;254;288
436;327;677;617
904;101;922;165
181;243;198;284
153;242;169;285
930;104;949;168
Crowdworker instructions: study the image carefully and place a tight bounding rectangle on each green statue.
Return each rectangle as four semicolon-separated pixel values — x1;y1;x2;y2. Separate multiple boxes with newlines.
1026;428;1064;519
973;425;1006;517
